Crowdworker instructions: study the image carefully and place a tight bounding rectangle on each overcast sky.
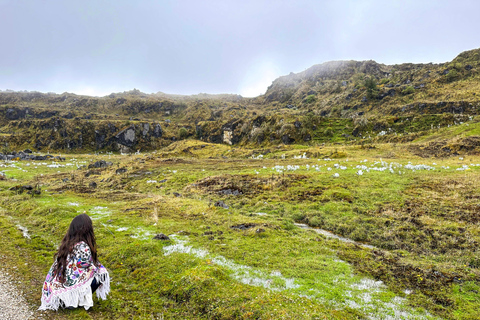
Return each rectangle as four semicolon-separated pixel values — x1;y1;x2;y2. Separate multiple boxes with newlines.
1;0;479;97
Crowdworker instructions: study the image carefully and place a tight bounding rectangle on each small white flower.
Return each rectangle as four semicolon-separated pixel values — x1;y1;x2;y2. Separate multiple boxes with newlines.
333;173;339;178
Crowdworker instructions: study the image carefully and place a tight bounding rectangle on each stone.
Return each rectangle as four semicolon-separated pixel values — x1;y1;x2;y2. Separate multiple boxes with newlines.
252;116;266;128
173;192;182;197
24;149;32;154
282;135;295;144
231;223;257;230
115;126;136;148
256;228;265;233
89;182;97;189
465;65;473;70
223;130;233;145
218;189;242;196
116;168;128;174
85;170;101;177
88;160;113;169
361;96;368;102
294;120;302;129
142;123;150;137
153;233;170;240
214;200;229;209
152;124;163;138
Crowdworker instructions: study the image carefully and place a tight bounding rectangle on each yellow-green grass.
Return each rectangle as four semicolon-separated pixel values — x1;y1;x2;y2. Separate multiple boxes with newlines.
0;144;479;319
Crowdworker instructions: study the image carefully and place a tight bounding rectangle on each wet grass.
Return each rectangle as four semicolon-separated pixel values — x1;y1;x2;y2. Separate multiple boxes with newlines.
0;143;479;319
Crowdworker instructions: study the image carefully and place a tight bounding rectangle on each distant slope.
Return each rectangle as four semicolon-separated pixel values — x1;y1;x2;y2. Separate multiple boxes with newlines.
262;48;480;117
0;48;480;152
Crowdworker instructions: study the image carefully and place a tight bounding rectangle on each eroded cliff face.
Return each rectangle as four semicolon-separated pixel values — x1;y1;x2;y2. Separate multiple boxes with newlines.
3;118;168;153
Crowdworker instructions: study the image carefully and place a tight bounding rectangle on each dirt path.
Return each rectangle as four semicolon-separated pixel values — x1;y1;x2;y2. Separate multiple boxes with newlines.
0;271;34;320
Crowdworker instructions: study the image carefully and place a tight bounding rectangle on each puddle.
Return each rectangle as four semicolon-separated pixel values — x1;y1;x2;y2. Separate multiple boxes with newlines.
294;223;377;249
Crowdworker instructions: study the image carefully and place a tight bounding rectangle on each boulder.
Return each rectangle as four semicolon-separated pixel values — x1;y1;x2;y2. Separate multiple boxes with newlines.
88;160;113;169
152;124;162;138
153;233;170;240
214;200;229;209
116;168;128;175
142;123;150;137
116;126;136;148
282;135;295;144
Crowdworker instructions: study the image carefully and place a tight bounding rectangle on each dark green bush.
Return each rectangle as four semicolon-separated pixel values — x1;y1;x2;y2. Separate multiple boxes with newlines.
305;94;316;103
402;86;415;95
179;127;188;138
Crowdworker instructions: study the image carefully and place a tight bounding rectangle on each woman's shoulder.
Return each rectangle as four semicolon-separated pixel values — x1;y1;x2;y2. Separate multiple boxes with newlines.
73;241;91;252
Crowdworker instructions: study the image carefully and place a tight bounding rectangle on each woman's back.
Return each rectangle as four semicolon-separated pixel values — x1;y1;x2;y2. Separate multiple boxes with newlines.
39;214;110;311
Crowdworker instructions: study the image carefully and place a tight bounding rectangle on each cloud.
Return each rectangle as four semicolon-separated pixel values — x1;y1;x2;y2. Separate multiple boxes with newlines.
238;59;282;98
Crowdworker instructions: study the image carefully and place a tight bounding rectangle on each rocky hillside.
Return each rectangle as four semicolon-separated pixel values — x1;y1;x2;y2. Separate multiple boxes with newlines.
262;48;480;117
1;48;480;152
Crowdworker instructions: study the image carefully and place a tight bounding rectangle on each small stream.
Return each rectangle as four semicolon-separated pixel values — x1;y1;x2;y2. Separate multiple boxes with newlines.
294;223;377;249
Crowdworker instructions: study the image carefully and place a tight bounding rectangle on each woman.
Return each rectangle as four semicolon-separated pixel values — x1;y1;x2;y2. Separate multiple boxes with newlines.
39;213;110;310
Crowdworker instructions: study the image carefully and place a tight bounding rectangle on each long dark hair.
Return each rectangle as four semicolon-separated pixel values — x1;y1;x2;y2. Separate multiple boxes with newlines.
53;213;99;282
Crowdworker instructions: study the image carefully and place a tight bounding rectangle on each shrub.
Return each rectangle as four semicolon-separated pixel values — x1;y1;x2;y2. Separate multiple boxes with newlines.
323;127;334;137
291;212;306;221
305;94;316;103
282;220;295;231
354;116;368;127
179;127;188;139
446;69;459;82
308;216;324;227
280;123;295;135
250;127;264;140
379;78;390;85
402;86;415;95
364;76;378;99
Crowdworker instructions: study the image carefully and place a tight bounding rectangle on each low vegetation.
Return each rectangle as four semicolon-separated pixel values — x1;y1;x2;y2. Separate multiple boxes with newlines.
0;137;479;319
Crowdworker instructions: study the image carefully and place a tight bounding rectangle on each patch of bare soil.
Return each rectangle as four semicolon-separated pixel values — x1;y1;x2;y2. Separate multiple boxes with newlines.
408;136;480;158
339;249;462;309
185;174;307;196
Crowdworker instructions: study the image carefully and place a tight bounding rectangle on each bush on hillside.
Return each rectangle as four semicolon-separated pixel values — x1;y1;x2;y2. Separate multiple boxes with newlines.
179;127;188;139
402;86;415;95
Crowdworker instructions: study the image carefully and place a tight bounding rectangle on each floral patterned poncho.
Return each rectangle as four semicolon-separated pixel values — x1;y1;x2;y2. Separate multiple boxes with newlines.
39;241;110;310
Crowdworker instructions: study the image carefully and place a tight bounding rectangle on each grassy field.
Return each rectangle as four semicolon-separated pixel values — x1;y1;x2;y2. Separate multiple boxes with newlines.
0;140;479;319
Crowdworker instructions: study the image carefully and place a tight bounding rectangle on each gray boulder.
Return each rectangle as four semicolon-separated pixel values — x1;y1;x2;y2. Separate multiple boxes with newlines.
116;126;136;148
